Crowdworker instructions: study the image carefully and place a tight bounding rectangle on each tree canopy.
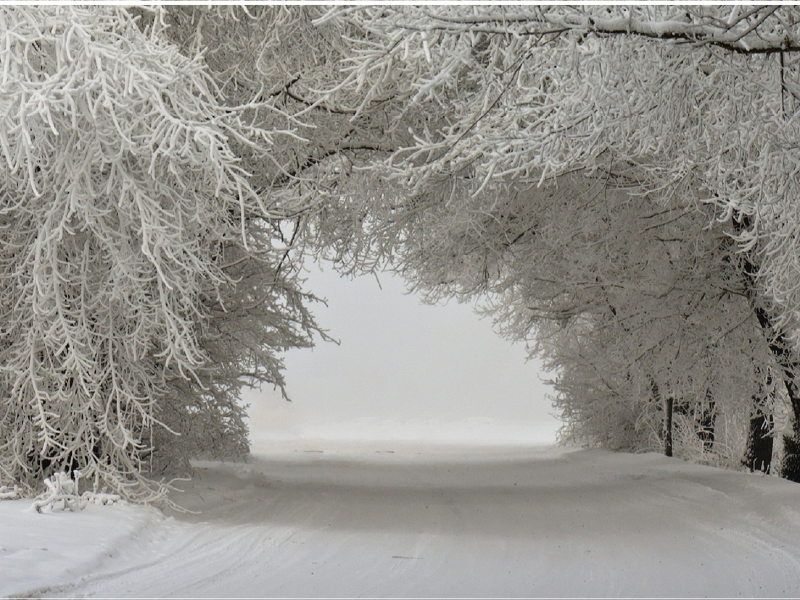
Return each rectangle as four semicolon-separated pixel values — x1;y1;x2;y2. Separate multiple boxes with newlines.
307;6;800;474
6;6;800;502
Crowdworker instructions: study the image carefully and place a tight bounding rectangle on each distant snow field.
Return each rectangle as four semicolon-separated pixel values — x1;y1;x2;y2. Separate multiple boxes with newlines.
4;443;800;598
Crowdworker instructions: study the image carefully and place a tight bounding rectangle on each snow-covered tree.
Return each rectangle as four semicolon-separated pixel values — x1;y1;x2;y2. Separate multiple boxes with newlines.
0;7;319;502
302;6;800;475
323;166;776;465
520;187;778;468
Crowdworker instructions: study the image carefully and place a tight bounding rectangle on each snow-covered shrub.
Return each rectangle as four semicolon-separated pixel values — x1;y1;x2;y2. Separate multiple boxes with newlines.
0;7;318;503
30;470;124;513
32;472;86;513
0;485;19;500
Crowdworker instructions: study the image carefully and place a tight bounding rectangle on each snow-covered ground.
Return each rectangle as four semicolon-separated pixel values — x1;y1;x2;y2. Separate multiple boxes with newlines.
5;442;800;598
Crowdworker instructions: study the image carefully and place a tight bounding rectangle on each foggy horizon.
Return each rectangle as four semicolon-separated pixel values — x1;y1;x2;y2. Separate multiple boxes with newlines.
244;261;561;447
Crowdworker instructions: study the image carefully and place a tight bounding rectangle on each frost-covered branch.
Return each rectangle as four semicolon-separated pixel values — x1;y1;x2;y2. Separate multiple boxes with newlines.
0;7;320;503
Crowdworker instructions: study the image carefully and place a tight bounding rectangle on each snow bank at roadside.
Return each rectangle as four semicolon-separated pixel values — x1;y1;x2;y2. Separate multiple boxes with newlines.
0;499;164;598
7;445;800;598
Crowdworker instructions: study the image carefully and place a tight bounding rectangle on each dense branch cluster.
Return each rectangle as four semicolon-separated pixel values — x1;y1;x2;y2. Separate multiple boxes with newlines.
0;7;318;501
313;7;800;341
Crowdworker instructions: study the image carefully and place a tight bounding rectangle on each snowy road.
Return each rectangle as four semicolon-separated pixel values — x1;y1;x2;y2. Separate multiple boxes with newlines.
6;445;800;597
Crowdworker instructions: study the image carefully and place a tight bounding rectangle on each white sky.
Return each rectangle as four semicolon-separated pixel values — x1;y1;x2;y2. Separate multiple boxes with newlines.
244;262;561;446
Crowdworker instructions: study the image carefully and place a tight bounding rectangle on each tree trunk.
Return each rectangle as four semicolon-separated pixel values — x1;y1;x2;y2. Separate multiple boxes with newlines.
735;218;800;481
664;395;674;458
744;411;774;473
748;304;800;481
697;389;716;452
783;396;800;482
651;380;674;457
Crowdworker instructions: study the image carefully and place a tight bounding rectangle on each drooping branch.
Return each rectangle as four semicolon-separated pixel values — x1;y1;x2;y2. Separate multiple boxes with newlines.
391;6;800;54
